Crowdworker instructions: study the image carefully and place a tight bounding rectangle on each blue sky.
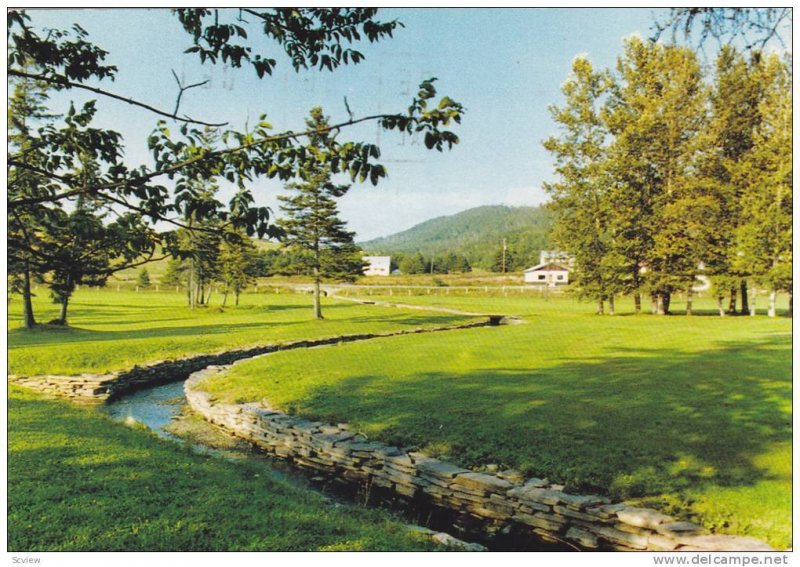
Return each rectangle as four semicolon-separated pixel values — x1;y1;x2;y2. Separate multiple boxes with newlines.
26;8;666;240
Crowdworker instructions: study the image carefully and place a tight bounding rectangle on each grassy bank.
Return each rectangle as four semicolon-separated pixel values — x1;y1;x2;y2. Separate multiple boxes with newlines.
7;385;433;551
201;295;792;548
8;288;473;376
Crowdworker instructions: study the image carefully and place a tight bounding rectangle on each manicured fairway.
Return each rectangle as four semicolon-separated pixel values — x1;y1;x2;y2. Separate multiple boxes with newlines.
7;288;473;376
7;384;433;551
203;294;792;548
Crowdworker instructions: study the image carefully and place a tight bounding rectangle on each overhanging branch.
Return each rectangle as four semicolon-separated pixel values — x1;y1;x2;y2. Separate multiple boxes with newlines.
8;69;228;128
9;111;396;209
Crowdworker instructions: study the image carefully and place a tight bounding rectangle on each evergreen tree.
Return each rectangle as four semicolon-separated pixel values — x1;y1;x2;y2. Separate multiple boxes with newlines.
162;258;189;289
174;222;222;308
490;246;516;273
218;231;260;306
7;70;54;328
278;108;365;319
399;253;426;275
252;249;282;277
137;269;151;289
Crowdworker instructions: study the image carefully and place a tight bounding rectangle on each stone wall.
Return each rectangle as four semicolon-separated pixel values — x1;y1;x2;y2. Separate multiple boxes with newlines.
9;319;491;403
185;365;773;552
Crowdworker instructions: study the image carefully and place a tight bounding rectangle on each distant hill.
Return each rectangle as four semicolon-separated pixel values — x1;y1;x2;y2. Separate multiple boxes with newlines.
360;205;552;271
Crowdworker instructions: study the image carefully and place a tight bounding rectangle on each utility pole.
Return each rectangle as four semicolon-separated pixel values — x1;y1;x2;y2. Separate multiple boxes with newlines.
502;238;507;273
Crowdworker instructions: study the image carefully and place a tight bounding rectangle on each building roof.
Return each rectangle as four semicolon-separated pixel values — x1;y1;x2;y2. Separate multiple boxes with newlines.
523;262;570;273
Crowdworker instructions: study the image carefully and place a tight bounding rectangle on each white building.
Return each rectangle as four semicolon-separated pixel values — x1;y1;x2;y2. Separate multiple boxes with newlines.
523;263;570;287
362;256;391;276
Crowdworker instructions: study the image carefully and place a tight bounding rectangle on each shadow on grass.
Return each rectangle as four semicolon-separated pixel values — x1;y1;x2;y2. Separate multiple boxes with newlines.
8;312;468;350
294;334;791;500
7;321;282;349
7;389;430;552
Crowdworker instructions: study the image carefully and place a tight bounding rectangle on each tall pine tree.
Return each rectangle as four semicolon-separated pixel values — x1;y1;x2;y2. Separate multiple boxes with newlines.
278;108;365;319
7;71;54;328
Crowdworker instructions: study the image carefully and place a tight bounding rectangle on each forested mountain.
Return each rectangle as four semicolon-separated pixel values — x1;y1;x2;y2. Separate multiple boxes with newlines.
360;205;552;271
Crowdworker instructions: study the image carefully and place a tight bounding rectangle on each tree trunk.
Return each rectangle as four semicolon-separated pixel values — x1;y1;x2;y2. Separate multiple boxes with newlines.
187;262;195;309
727;286;737;314
685;285;693;316
58;295;69;325
221;291;228;308
206;287;213;306
596;298;604;315
717;294;726;317
656;293;665;316
313;268;323;319
634;292;641;314
56;274;73;325
663;292;671;315
607;295;615;315
788;291;793;318
235;290;240;306
22;260;36;329
749;283;757;317
740;280;749;315
768;288;776;317
650;293;658;315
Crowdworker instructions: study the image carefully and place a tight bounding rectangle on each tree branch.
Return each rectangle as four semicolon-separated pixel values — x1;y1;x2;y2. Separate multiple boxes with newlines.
8;69;228;128
9;111;397;208
108;252;170;273
171;69;210;117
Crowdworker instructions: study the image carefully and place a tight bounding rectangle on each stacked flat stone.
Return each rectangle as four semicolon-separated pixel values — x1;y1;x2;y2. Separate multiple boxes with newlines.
185;365;773;553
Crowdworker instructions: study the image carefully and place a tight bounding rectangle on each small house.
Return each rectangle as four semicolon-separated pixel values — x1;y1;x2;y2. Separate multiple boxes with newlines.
523;263;570;287
362;256;391;276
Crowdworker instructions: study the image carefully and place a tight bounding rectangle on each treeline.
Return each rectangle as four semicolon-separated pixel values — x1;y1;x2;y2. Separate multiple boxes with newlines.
159;243;367;305
389;244;539;274
390;252;472;275
544;39;791;316
159;229;261;308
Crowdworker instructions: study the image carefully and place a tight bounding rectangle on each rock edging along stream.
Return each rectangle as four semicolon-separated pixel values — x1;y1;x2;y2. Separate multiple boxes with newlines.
8;318;499;403
184;364;773;552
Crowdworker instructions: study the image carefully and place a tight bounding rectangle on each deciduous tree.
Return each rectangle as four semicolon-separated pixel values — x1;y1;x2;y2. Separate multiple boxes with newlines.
733;56;792;317
544;56;620;313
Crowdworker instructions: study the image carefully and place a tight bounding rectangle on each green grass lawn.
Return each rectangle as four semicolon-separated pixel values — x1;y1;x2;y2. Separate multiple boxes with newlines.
8;288;473;376
202;294;792;548
7;384;433;551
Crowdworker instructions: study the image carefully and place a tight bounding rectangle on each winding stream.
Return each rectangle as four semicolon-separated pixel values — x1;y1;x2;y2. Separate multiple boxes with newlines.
100;371;564;551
